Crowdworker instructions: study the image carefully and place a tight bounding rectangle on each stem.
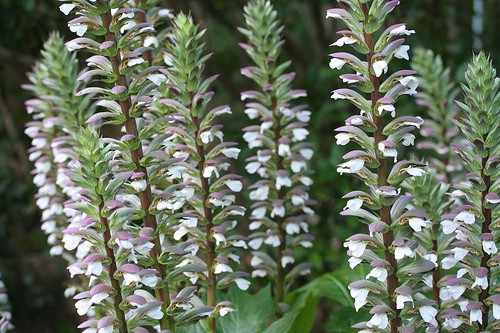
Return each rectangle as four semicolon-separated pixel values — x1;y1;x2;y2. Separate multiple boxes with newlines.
99;202;128;333
192;106;217;333
362;4;401;331
479;151;492;330
100;8;173;331
271;92;287;315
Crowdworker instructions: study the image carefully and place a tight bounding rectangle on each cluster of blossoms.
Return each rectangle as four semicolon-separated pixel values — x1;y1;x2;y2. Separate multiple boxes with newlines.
26;1;248;332
434;53;499;332
23;34;92;261
0;273;12;332
328;1;441;331
411;48;464;183
151;13;249;330
239;0;315;311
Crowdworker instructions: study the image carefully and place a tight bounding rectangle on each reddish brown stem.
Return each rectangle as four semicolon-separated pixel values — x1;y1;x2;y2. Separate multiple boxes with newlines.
100;9;173;331
99;202;128;333
479;152;492;331
361;4;401;331
192;110;217;333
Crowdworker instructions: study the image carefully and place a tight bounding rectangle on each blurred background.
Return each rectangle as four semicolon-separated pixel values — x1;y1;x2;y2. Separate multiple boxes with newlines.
0;0;499;332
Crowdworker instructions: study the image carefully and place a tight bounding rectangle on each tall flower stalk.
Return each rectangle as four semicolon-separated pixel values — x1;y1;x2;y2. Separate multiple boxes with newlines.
239;0;315;314
411;48;463;183
153;13;248;333
437;52;499;332
24;33;93;264
328;1;435;331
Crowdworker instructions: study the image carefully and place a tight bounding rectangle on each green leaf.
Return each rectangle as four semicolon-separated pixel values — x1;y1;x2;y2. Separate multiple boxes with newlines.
217;285;274;333
263;310;297;333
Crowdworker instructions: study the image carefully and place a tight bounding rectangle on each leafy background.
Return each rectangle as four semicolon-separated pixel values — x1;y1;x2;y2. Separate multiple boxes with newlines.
0;0;499;332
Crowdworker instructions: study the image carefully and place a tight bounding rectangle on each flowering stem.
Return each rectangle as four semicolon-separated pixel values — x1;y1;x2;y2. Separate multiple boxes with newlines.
479;152;492;330
99;202;128;333
271;91;287;314
100;9;173;332
192;109;217;333
362;4;401;331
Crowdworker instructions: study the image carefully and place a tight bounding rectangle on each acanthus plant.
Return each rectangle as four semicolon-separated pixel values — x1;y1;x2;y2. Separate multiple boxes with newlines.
23;33;96;297
411;48;464;184
53;0;216;331
152;13;249;333
239;0;315;314
328;0;437;332
436;52;499;332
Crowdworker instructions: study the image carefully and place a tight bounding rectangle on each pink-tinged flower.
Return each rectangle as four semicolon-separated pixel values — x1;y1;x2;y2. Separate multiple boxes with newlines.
394;45;410;60
454;210;475;224
378;140;397;162
441;219;458;234
74;285;111;316
335;132;353;145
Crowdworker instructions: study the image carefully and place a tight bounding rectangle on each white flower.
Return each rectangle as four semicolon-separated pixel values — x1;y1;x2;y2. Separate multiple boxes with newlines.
271;205;285;218
471;275;488;290
343;240;367;257
394;45;410;60
419;306;438;326
226;180;243;192
493;303;500;319
214;262;233;274
292;128;309;141
234;278;250;290
281;256;295;268
483;240;498;255
251;206;267;219
337;159;364;175
409;217;432;232
264;235;281;247
441;219;458;234
439;285;466;301
443;317;462;330
399;75;418;95
59;4;75;15
348;257;363;269
455;211;475;224
131;179;147;192
75;292;109;316
350;287;369;311
331;91;347;99
470;308;482;324
329;58;346;70
423;253;438;267
222;148;241;159
277;143;291;158
377;104;395;117
396;294;413;310
367;313;389;329
291;160;306;173
366;267;387;282
372;60;388;77
285;223;300;235
401;133;415;146
344;198;363;211
390;25;415;36
335;132;353;145
331;36;357;47
378;142;398;162
69;23;88;37
248;238;263;250
394;244;415;260
276;175;292;189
